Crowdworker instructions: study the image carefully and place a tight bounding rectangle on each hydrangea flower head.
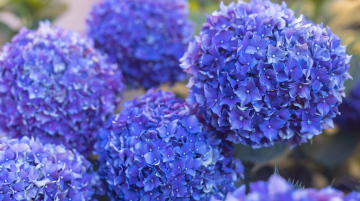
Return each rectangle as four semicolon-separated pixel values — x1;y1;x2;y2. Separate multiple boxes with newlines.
86;0;193;89
95;89;243;200
180;0;352;148
211;174;360;201
0;21;125;157
0;136;104;200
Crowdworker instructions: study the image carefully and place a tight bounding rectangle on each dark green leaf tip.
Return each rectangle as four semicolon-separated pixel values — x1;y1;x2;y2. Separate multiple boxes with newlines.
274;162;279;175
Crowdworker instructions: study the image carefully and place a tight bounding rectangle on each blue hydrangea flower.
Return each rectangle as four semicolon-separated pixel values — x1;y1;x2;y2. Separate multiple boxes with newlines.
0;21;125;157
210;174;360;201
0;136;104;200
95;89;244;200
86;0;193;89
180;0;352;148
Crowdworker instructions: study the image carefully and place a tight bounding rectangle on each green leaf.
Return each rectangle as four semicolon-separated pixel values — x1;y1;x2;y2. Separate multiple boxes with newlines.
273;163;305;189
300;129;358;169
330;178;335;187
0;0;66;29
30;1;67;28
274;162;279;175
0;21;16;45
288;178;305;189
234;143;287;164
4;2;34;28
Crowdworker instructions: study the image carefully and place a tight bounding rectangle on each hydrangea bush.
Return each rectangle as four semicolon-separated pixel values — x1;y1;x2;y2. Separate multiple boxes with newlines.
0;136;104;200
181;0;352;148
0;21;125;157
0;0;358;200
211;174;360;201
86;0;193;89
95;89;244;200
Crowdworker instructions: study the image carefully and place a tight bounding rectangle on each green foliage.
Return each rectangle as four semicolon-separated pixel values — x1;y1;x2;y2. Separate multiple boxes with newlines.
274;163;280;175
300;130;358;169
234;143;286;164
0;21;15;45
0;0;66;45
288;178;305;189
274;163;305;189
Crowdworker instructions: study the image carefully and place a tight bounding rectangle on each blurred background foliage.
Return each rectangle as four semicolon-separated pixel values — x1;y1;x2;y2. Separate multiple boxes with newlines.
1;0;360;193
0;0;66;45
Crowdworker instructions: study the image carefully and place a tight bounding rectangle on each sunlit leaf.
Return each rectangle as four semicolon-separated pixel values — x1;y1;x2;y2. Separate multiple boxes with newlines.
189;0;200;12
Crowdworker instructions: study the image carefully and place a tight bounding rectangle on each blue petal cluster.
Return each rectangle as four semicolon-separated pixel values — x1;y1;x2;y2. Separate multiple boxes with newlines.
180;0;352;148
0;21;125;157
86;0;193;89
0;136;104;200
211;174;360;201
95;89;243;200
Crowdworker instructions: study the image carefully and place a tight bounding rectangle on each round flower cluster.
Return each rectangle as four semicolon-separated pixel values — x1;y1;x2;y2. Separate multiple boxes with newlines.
0;21;125;157
211;174;360;201
0;137;104;200
180;0;352;148
95;89;244;200
86;0;193;89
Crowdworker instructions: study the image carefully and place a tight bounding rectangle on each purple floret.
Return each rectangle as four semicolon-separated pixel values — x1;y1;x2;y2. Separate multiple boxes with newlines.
211;174;360;201
0;21;125;157
180;0;352;148
0;136;104;200
94;89;243;200
86;0;194;89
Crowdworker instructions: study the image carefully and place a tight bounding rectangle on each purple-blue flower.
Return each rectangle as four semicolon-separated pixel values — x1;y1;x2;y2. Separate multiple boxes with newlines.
181;0;352;148
0;21;125;157
210;174;360;201
86;0;193;89
0;137;104;201
95;89;243;200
